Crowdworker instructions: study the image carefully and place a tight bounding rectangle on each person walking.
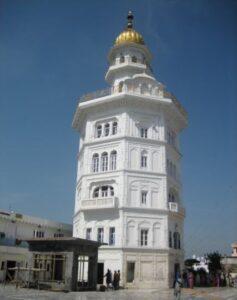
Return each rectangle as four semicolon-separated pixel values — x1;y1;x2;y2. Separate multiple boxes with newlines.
182;270;188;288
117;270;121;289
188;271;194;289
104;269;112;290
113;271;119;290
174;274;182;300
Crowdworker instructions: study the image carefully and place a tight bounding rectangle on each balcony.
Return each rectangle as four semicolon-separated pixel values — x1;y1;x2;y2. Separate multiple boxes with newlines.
168;202;185;215
80;197;117;210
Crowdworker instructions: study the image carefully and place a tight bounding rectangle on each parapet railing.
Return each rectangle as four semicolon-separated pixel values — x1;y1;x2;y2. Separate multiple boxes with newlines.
80;197;117;210
79;86;187;118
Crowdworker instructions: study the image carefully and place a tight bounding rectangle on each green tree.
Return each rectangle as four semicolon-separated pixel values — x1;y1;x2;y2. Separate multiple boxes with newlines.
206;252;222;275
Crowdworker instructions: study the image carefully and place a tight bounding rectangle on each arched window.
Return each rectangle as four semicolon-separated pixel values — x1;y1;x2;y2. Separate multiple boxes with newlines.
141;83;148;95
131;56;137;63
104;123;110;136
110;150;117;170
96;125;102;138
92;153;99;172
169;231;172;248
101;186;108;197
110;186;114;196
112;122;118;135
101;152;108;171
140;128;148;138
94;186;114;198
173;232;178;249
168;191;176;202
177;233;181;249
93;187;99;198
118;81;124;93
141;151;148;168
119;55;125;63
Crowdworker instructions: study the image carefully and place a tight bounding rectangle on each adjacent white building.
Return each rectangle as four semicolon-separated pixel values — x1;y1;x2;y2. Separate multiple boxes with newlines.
72;12;188;288
0;210;72;282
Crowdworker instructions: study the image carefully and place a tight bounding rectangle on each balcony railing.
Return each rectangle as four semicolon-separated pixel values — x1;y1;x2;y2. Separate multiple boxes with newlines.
80;197;117;210
79;85;187;118
80;88;112;102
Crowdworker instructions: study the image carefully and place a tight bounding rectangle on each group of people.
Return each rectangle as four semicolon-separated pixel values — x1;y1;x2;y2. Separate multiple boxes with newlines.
182;270;236;288
173;269;237;299
104;269;120;290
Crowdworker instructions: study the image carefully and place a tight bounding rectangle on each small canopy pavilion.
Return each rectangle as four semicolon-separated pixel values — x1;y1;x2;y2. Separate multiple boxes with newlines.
26;237;102;291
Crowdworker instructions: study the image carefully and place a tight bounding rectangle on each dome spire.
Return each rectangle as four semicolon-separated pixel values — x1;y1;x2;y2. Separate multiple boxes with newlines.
127;11;134;29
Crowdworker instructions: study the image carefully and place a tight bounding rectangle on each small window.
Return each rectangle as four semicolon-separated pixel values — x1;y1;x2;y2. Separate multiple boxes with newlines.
110;186;114;196
54;232;64;238
112;122;118;135
33;230;44;238
118;81;124;93
131;56;137;63
141;151;147;168
178;233;181;249
169;192;175;203
47;264;50;272
0;232;5;239
109;227;115;245
140;229;148;246
96;125;102;138
104;123;110;136
101;186;108;197
93;187;99;198
167;130;176;146
173;232;178;249
86;228;92;240
110;150;117;170
141;191;147;205
169;231;172;248
140;128;148;138
101;152;108;171
97;228;104;243
92;153;99;173
119;55;125;63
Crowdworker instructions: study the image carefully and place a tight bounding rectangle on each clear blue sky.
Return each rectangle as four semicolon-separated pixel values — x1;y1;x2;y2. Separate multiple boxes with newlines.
0;0;236;257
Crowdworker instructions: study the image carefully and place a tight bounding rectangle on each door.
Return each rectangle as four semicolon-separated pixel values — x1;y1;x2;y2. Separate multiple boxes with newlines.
97;263;104;284
6;261;16;281
127;262;135;283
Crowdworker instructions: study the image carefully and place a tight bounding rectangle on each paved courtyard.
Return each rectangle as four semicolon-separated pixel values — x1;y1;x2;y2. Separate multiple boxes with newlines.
0;285;237;300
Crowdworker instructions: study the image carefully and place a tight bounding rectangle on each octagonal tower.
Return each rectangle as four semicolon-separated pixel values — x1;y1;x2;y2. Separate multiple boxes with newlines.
72;11;188;288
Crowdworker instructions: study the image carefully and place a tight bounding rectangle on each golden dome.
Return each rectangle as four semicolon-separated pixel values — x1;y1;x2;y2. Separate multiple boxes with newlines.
115;28;145;46
114;11;145;46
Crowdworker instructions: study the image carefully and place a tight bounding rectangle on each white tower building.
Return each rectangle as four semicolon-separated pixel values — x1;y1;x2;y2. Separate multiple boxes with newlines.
72;12;188;288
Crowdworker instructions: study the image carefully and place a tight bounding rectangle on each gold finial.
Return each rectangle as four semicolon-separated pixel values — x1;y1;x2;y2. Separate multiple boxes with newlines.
127;11;134;29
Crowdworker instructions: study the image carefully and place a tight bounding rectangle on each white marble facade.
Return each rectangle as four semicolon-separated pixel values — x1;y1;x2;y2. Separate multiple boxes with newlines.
72;13;187;288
